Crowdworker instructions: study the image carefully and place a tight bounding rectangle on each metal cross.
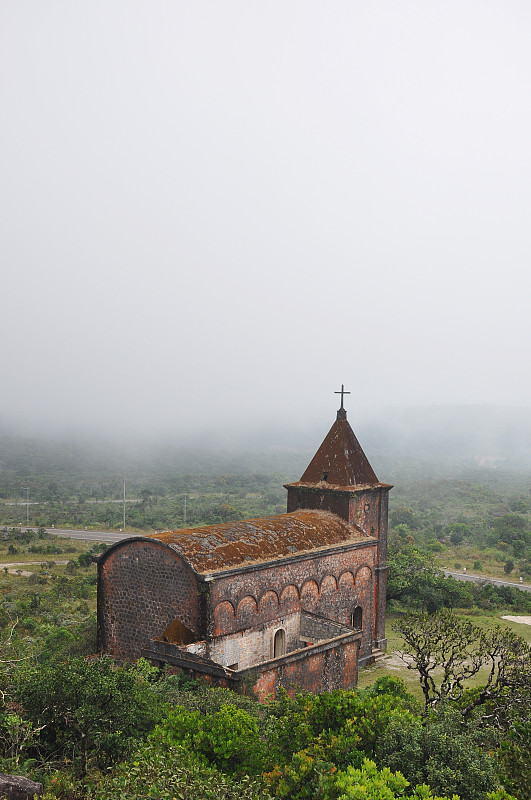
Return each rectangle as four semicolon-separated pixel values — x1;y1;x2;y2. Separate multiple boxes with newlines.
334;384;350;409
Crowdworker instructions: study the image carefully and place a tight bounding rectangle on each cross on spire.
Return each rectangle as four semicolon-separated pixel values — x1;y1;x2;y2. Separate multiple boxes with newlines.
334;384;350;410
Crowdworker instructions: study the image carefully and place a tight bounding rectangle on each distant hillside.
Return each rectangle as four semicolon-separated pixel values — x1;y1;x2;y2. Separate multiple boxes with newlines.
1;405;530;502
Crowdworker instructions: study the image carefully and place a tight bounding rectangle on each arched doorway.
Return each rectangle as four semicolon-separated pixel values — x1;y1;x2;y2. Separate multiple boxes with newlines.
350;606;362;630
273;628;286;658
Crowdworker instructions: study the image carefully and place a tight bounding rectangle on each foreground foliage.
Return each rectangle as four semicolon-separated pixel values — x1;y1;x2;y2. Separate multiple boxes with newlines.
0;652;526;800
83;740;271;800
12;656;164;776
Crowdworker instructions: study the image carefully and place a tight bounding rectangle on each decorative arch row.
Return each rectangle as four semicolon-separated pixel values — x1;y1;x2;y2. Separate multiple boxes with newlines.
213;564;372;633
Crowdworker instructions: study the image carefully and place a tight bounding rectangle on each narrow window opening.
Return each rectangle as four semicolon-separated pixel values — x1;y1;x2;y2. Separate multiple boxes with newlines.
274;628;286;658
350;606;363;630
322;471;328;482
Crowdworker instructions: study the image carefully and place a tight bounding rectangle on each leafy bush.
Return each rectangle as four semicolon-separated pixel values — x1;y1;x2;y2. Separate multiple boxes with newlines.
265;756;465;800
155;703;267;775
497;721;531;800
14;656;165;775
82;740;272;800
153;668;201;697
375;708;497;800
159;682;266;719
387;547;472;612
265;682;418;769
77;552;93;567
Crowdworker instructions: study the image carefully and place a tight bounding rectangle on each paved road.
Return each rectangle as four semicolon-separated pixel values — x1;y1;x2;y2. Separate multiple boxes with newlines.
444;570;531;593
49;528;138;544
5;526;139;545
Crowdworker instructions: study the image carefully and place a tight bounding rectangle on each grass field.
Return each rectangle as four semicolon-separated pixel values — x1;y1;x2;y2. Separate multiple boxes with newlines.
357;610;531;701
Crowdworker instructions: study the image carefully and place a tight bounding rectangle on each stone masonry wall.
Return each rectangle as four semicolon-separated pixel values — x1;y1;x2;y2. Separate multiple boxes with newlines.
286;487;351;521
348;487;389;648
144;630;361;701
208;611;300;669
97;539;200;660
284;484;389;652
299;612;352;642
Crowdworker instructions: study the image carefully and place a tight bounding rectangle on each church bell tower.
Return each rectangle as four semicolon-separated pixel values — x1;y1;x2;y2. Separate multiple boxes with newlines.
284;386;392;650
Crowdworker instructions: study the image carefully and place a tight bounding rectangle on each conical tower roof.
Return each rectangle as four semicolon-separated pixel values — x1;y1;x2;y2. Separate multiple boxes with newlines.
296;408;380;489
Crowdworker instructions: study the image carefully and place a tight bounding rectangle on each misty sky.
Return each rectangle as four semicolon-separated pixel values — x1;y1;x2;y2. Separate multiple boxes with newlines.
2;2;531;438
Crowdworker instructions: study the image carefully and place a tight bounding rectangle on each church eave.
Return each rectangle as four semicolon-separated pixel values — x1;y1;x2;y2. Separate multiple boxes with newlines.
285;481;393;493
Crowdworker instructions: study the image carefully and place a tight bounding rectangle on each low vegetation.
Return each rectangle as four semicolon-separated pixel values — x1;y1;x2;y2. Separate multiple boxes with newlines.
0;648;527;799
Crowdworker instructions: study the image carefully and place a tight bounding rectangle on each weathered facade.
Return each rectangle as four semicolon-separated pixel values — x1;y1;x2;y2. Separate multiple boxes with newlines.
95;403;391;699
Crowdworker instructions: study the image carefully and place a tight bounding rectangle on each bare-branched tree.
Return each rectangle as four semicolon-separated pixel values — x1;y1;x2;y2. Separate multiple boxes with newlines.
394;610;531;725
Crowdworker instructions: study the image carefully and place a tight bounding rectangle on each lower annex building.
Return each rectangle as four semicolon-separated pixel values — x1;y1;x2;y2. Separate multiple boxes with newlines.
95;394;392;699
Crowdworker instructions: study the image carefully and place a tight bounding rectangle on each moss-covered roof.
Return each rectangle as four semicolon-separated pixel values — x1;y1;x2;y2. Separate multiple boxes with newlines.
147;509;371;574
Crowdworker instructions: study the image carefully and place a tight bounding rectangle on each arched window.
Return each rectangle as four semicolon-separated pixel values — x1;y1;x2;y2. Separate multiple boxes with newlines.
273;628;286;658
350;606;363;630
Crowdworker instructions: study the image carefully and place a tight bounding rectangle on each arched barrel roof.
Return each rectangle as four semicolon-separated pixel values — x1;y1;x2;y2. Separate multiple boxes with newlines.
147;509;370;574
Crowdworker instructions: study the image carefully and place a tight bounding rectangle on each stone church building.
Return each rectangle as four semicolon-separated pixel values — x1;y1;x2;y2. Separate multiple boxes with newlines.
95;398;391;699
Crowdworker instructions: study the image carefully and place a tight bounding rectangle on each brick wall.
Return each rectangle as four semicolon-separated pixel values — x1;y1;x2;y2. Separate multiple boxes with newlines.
144;628;361;701
208;542;377;659
286;487;351;520
249;632;360;699
97;539;200;660
284;483;389;653
299;611;352;641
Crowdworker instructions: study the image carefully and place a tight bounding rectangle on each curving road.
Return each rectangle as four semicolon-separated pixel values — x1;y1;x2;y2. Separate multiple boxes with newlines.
444;569;530;593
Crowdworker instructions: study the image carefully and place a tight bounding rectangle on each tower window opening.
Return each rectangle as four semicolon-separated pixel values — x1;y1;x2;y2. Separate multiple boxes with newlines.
322;471;328;482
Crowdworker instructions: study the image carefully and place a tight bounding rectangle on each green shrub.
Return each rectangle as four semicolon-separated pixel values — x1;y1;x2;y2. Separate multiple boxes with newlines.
265;756;464;800
77;552;93;568
375;708;497;800
266;684;417;767
155;703;267;775
14;656;165;775
83;740;272;800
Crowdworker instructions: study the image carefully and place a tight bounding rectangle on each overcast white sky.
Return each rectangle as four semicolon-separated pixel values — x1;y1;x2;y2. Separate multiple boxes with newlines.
2;1;531;438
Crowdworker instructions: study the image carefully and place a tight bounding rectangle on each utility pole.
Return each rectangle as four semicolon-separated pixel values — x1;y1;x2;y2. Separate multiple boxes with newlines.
183;493;187;526
123;479;126;530
22;487;30;527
